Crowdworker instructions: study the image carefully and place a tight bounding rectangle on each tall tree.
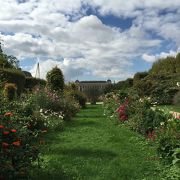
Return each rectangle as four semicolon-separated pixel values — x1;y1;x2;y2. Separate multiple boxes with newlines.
46;66;64;91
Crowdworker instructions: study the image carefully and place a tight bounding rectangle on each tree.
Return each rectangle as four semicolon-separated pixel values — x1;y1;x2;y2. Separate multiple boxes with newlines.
175;53;180;73
149;56;176;75
46;66;64;91
0;41;19;69
133;72;148;86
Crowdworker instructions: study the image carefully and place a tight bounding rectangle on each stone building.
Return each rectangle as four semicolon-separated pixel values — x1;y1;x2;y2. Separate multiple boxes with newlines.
75;79;111;93
75;80;111;103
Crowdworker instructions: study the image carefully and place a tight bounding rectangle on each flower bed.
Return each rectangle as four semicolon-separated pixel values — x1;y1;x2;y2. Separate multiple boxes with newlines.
0;111;41;179
103;91;180;178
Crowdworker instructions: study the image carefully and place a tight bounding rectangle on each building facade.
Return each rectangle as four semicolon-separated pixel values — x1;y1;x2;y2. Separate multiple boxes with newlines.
75;80;111;92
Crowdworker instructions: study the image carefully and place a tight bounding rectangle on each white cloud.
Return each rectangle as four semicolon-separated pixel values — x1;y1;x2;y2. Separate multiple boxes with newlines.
142;49;179;62
142;54;156;62
0;0;180;80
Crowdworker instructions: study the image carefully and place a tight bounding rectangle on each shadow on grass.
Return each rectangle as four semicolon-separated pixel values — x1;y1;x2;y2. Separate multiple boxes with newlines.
54;148;117;159
32;168;75;180
66;120;100;128
75;114;104;118
85;105;102;110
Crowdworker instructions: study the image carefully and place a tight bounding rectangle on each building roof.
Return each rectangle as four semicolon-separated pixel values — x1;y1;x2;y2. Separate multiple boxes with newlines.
79;81;107;83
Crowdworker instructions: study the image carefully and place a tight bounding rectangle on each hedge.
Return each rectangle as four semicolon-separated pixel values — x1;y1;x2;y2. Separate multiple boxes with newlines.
25;77;46;90
0;68;25;95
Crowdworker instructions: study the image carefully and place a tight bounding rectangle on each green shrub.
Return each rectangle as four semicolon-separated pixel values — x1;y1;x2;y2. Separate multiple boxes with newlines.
46;67;64;91
149;56;177;75
71;91;87;108
103;92;121;120
133;74;180;104
25;77;46;91
0;68;25;95
156;118;180;163
3;83;17;101
29;88;79;121
173;90;180;106
160;165;180;180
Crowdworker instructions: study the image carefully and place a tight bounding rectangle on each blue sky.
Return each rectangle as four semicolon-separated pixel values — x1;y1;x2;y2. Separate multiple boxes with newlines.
0;0;179;81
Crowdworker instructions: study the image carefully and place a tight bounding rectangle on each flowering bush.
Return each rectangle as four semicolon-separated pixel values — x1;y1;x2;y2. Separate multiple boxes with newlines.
156;117;180;163
29;87;80;121
70;90;87;108
103;88;180;179
103;92;120;119
39;109;64;130
0;111;41;179
116;102;128;122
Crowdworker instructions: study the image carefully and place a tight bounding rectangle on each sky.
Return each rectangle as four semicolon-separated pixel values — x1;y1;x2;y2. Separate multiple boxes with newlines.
0;0;180;82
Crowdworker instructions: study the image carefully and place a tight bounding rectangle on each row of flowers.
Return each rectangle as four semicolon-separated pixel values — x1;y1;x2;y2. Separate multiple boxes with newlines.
103;91;180;178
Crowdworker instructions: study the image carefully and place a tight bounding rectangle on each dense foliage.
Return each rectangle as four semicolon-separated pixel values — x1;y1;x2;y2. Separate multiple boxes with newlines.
71;90;87;108
3;83;17;101
0;42;19;69
133;74;180;104
103;90;180;179
173;90;180;106
0;62;83;179
46;66;64;91
25;77;46;91
0;68;25;95
150;53;180;75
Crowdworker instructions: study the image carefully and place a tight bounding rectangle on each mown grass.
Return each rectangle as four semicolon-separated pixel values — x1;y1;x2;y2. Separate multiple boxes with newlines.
157;105;180;112
32;105;162;180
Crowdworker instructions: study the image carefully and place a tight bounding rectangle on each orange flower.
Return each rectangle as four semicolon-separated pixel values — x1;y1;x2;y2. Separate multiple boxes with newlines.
3;131;9;135
12;141;21;147
4;112;13;117
2;142;9;148
11;129;17;133
0;125;4;129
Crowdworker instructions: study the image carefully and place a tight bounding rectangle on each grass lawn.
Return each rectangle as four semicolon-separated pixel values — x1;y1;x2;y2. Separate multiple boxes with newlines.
32;105;161;180
157;105;180;112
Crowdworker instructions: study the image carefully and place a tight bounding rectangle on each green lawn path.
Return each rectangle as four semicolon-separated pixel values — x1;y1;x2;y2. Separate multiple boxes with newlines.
33;105;161;180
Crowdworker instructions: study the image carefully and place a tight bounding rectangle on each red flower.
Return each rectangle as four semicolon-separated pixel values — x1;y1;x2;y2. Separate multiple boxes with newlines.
2;142;9;148
147;130;156;141
3;131;9;135
120;114;128;121
0;125;4;129
116;104;128;121
4;112;13;117
12;141;21;147
11;129;17;133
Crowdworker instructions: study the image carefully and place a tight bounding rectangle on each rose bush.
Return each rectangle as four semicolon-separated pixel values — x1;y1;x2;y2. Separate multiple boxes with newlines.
0;111;41;179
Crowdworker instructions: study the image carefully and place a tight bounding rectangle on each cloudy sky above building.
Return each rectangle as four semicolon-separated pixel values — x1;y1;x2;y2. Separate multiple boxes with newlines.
0;0;180;81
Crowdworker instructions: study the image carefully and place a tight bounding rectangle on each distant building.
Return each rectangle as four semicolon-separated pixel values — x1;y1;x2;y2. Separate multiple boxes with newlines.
75;79;111;95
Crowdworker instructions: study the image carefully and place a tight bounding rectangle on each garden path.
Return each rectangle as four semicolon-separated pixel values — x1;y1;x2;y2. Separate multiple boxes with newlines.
33;105;161;180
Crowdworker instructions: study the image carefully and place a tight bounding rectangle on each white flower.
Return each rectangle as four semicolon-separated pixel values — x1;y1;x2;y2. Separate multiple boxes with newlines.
177;82;180;87
160;122;164;126
59;115;63;119
168;119;173;122
40;109;43;113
